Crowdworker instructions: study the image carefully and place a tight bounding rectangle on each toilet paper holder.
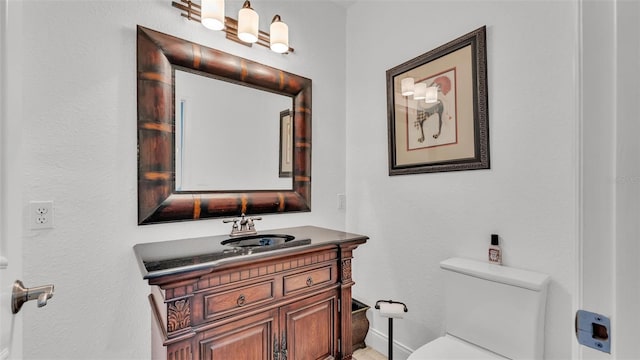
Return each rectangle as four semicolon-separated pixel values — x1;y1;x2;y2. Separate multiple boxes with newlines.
374;299;408;314
375;300;408;360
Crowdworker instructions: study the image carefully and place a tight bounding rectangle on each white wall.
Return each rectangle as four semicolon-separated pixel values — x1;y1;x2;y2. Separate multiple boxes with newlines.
346;1;578;359
11;0;347;358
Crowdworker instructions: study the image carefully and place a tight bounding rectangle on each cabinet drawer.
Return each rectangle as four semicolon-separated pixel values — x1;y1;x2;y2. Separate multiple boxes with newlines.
205;280;275;319
283;265;335;296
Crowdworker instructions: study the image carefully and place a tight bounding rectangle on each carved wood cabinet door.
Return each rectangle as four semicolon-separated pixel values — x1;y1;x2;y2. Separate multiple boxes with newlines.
280;290;339;360
199;308;279;360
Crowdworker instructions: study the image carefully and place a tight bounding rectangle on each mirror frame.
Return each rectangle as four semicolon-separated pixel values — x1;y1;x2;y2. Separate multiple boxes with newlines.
137;26;311;225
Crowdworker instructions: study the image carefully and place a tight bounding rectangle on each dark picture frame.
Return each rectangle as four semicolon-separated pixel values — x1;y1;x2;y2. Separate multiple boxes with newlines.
279;109;293;178
386;26;489;175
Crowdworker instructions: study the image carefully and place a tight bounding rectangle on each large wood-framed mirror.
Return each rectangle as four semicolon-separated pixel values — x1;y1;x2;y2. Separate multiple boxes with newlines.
137;26;311;225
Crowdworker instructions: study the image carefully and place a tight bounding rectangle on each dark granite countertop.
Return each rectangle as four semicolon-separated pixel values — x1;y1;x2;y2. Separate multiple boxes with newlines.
134;226;368;280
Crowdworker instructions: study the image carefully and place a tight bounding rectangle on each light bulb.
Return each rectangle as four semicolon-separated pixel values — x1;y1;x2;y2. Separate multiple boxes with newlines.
425;86;438;104
413;83;427;100
401;77;414;96
238;1;259;43
270;15;289;53
201;0;225;31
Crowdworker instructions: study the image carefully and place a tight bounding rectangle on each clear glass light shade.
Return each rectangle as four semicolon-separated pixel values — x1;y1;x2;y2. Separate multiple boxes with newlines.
238;6;259;43
401;77;415;96
425;86;438;103
413;83;427;100
270;18;289;53
201;0;225;31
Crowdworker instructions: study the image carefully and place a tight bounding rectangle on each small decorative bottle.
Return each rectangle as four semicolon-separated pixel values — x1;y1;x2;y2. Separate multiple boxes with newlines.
488;234;502;265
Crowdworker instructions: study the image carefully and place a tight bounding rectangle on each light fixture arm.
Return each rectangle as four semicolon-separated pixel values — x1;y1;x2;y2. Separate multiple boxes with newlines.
171;0;294;53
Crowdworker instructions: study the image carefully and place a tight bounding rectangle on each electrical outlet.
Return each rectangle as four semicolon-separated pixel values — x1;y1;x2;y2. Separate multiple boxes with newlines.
29;201;54;229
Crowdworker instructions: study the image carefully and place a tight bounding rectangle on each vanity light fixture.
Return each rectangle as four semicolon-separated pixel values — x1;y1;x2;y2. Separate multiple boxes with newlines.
237;1;259;43
172;0;294;53
269;15;289;54
201;0;224;30
400;77;438;103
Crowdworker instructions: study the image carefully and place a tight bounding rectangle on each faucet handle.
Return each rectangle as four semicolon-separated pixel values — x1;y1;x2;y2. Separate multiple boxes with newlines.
247;216;262;231
222;217;240;236
222;217;239;227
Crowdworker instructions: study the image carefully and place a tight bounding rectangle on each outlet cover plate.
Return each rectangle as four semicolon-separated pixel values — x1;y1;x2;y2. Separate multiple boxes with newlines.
29;201;54;229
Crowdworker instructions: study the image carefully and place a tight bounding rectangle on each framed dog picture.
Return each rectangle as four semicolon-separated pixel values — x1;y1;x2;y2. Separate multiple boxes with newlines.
386;26;489;175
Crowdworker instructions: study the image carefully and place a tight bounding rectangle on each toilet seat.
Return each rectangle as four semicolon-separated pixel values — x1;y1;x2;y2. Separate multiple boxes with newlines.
407;335;508;359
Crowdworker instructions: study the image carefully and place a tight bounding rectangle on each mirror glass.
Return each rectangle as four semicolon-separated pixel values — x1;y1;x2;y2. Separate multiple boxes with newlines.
174;69;293;191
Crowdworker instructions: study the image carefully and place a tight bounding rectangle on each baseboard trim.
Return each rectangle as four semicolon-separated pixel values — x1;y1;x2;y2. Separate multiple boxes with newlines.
365;327;413;360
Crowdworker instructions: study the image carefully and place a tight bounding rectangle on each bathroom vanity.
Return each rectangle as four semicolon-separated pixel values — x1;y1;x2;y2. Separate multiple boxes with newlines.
134;226;367;360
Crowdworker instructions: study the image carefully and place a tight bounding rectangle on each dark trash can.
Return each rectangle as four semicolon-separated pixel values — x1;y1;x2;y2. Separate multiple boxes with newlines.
352;299;371;351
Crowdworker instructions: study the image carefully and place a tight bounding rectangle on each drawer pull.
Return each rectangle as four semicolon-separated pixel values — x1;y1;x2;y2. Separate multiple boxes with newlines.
306;276;314;287
236;294;246;307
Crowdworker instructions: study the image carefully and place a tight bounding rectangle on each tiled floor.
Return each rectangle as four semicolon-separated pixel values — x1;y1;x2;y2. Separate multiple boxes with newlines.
353;347;387;360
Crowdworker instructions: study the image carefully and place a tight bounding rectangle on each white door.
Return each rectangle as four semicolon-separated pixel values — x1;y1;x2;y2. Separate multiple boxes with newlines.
580;0;640;358
1;0;67;356
0;0;21;357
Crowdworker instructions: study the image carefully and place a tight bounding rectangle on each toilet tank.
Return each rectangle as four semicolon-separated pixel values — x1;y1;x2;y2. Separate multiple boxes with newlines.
441;257;550;359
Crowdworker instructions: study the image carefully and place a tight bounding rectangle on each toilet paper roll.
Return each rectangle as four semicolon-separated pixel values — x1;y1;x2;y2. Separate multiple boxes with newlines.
378;302;405;319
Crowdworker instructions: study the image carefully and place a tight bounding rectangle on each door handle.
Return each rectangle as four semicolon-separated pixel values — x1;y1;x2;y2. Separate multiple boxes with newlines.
273;335;279;360
281;331;287;360
11;280;54;314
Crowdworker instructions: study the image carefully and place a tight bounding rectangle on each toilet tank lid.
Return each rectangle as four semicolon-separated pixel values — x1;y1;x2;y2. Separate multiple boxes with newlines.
440;257;550;291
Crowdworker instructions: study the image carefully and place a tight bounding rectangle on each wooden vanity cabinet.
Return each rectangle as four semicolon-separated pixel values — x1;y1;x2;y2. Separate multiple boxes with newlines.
148;240;364;360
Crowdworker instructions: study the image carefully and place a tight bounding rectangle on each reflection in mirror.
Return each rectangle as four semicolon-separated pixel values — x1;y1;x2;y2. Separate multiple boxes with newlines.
175;70;293;191
278;109;293;177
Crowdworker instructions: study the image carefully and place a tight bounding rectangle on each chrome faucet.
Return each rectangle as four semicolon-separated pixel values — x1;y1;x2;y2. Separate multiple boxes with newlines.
223;213;262;237
12;280;55;314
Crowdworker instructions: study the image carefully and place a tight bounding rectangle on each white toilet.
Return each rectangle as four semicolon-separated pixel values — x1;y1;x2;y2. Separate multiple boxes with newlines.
408;257;550;359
